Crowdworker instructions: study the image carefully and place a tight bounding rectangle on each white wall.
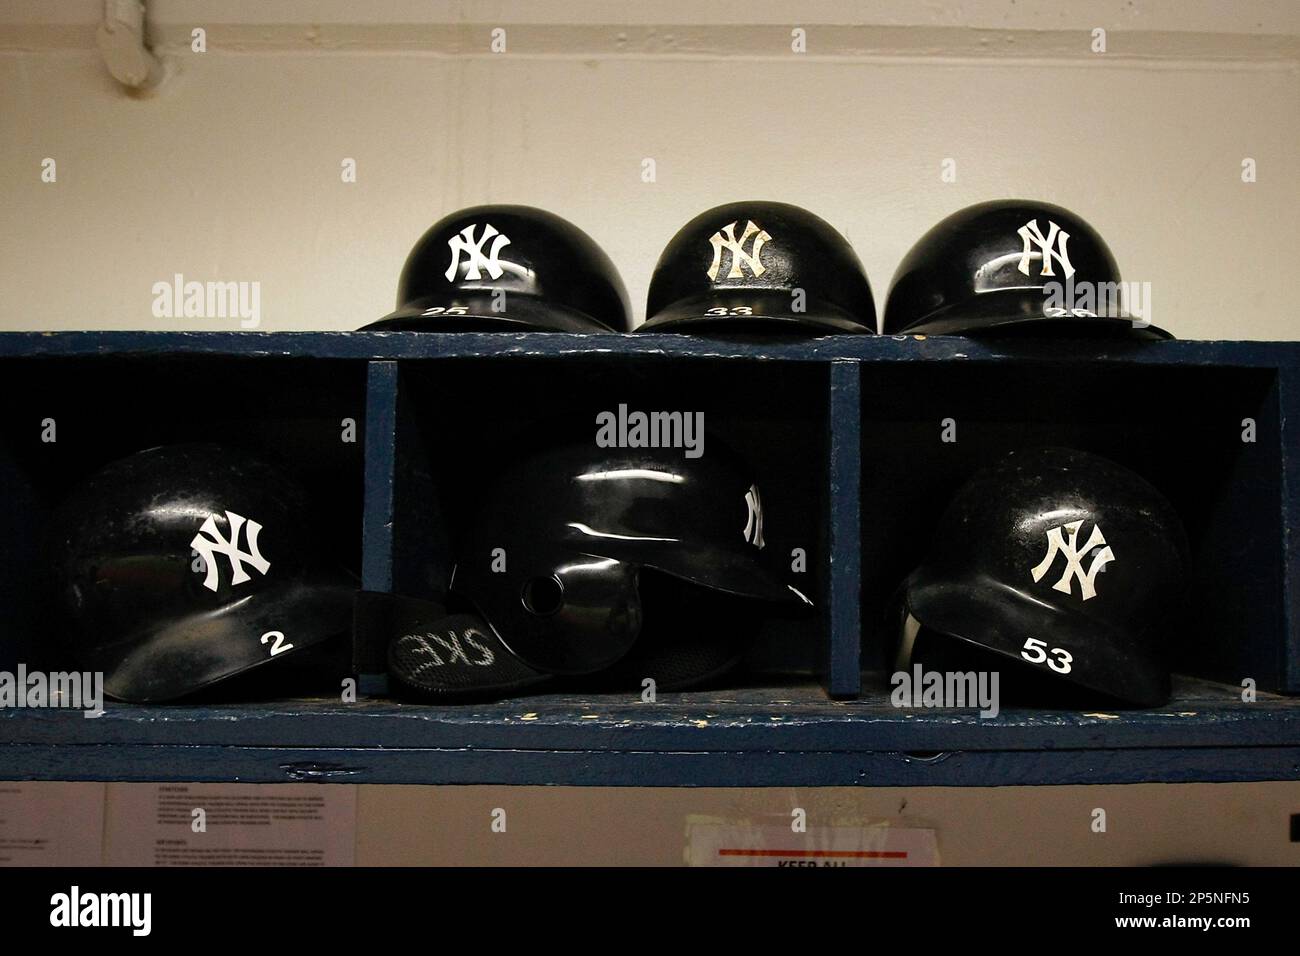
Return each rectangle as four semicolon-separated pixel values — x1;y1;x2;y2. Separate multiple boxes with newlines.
1;1;1297;338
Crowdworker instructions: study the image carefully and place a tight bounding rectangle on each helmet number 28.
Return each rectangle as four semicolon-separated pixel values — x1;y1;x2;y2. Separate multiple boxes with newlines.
260;630;295;657
1020;637;1073;674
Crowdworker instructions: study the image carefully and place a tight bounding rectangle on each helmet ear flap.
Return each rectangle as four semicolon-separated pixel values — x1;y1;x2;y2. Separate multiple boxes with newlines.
457;551;643;676
588;570;759;692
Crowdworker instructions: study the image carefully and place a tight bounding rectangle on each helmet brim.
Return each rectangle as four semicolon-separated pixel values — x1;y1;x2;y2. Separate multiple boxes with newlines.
638;540;813;607
95;569;356;703
364;293;621;333
890;290;1172;340
897;567;1169;707
641;290;875;335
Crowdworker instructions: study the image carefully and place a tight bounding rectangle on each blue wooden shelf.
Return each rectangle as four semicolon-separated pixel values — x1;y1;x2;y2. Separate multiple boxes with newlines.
1;676;1296;787
2;331;1298;788
0;330;1298;366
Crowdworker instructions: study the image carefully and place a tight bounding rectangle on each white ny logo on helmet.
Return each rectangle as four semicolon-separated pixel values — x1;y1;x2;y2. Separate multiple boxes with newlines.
445;223;512;281
743;484;765;549
1016;218;1075;279
707;220;771;281
1030;519;1114;601
190;510;271;593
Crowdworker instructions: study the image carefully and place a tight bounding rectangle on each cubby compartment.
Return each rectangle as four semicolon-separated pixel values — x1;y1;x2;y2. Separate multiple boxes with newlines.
359;352;833;696
0;353;368;675
0;332;1297;788
856;358;1288;696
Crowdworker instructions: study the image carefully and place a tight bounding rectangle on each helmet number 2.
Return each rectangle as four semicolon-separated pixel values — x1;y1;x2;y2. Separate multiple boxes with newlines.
1020;637;1073;674
260;630;295;657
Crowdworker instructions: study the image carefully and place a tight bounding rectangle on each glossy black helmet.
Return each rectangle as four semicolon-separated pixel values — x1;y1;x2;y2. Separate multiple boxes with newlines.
883;200;1170;338
365;204;632;332
450;438;809;678
46;444;354;703
641;201;876;334
891;447;1189;707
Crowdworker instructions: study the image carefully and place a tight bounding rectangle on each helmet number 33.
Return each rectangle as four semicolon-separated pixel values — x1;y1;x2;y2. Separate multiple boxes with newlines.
260;630;294;657
1020;637;1073;674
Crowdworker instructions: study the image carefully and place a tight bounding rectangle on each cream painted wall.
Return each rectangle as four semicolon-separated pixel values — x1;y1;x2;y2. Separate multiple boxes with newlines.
1;7;1297;338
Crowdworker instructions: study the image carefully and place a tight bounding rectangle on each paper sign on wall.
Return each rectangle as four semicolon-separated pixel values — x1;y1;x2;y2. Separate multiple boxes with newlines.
104;782;356;867
0;782;106;866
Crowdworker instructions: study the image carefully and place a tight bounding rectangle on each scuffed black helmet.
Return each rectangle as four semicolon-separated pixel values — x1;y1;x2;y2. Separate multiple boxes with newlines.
46;444;354;703
372;432;813;703
451;439;809;677
891;447;1190;707
365;204;631;332
641;201;876;334
421;434;806;686
883;200;1170;338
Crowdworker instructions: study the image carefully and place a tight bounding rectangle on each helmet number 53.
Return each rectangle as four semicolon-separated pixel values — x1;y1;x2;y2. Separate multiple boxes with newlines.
1020;637;1073;674
260;630;295;657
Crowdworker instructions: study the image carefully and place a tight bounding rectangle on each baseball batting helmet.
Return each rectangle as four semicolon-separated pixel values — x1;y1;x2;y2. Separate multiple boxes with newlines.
46;444;355;703
365;204;632;332
891;447;1189;707
882;200;1170;338
379;436;811;701
641;201;876;334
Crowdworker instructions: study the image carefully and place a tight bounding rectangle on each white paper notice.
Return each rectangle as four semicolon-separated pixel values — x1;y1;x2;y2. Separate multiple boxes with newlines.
104;783;357;867
686;822;939;866
0;782;106;866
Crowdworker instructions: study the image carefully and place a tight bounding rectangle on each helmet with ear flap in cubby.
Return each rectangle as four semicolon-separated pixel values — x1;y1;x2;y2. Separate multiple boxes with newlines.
45;443;356;703
447;439;812;680
364;204;632;333
890;447;1190;708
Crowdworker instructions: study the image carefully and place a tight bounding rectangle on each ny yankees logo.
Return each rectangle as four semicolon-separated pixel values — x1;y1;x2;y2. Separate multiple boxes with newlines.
707;220;771;281
445;223;512;281
743;483;766;549
190;511;271;593
1030;519;1114;601
1016;218;1075;279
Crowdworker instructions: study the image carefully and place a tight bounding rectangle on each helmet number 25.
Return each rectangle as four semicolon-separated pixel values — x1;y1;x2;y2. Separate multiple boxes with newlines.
260;630;295;657
1020;637;1073;674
